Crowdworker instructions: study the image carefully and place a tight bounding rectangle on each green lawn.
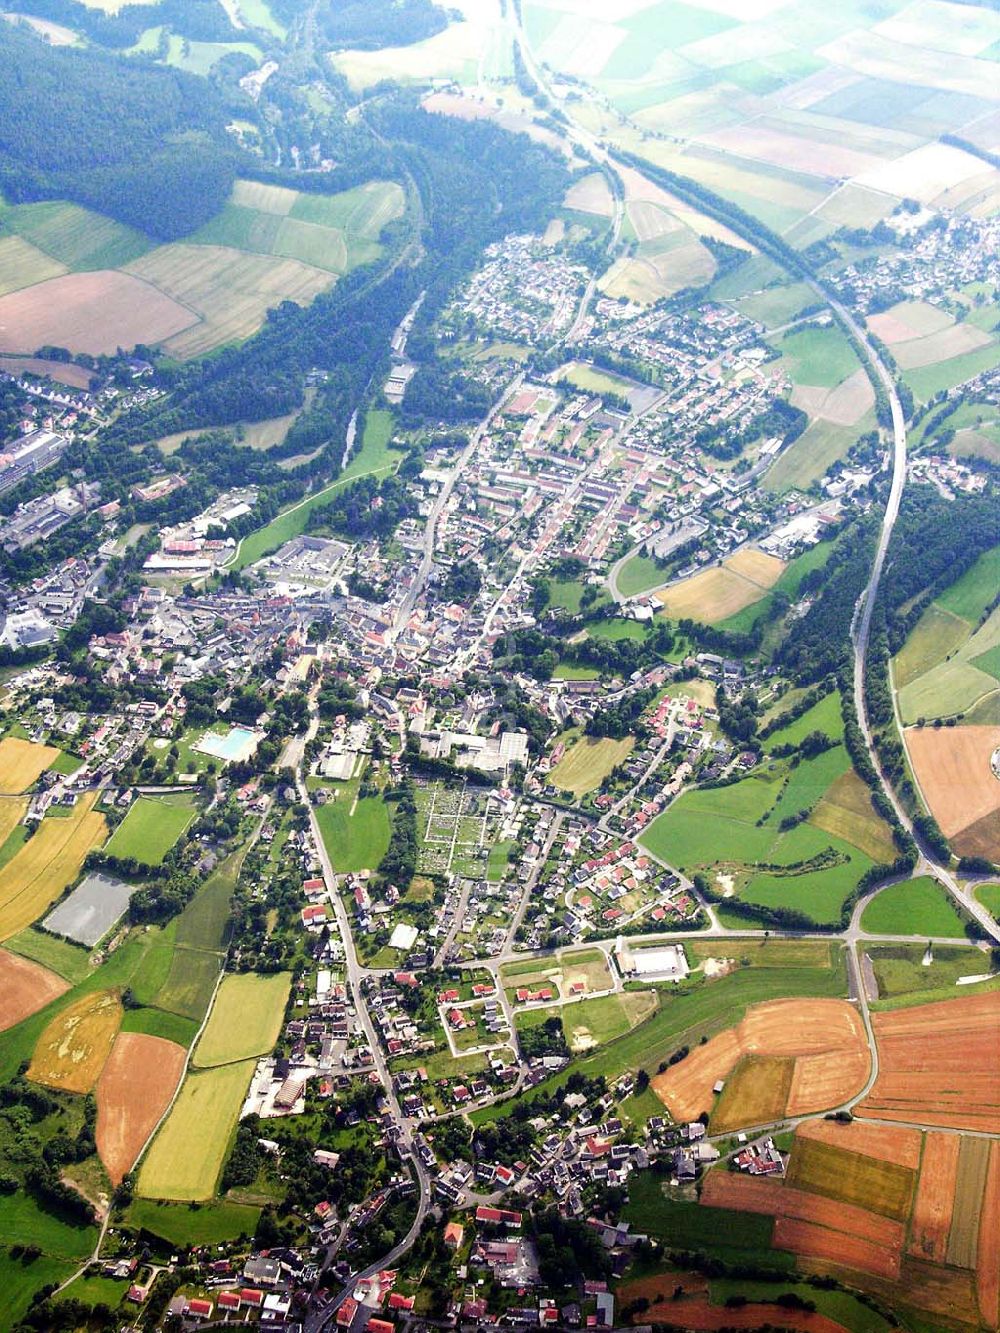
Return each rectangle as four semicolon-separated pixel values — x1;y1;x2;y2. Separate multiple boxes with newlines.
616;553;666;597
867;944;998;1007
121;1005;198;1048
231;410;400;570
48;751;83;776
0;1250;80;1333
5;927;91;983
976;883;1000;921
55;1273;129;1310
764;690;842;750
623;1170;785;1268
104;794;196;866
935;544;1000;623
486;840;514;883
125;1197;261;1248
314;786;391;874
860;877;968;938
773;323;861;388
708;1278;894;1333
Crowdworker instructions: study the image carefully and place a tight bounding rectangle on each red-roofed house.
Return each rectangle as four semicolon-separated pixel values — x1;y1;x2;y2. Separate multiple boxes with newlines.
240;1289;264;1308
217;1290;241;1312
388;1293;415;1312
187;1298;213;1320
337;1297;359;1327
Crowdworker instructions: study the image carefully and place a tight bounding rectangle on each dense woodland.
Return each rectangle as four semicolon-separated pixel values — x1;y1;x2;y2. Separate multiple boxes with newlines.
11;0;240;47
286;0;448;50
0;23;240;238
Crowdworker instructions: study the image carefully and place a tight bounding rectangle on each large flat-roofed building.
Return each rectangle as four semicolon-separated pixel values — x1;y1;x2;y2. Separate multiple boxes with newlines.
0;430;68;496
615;938;689;983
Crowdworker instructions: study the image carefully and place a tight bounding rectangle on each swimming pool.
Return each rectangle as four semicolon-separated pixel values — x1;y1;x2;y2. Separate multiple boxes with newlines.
194;725;260;763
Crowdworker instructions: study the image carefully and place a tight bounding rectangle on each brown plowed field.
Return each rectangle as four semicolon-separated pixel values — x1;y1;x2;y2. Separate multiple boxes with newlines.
640;1295;850;1332
652;998;868;1126
796;1117;922;1169
815;1257;981;1328
905;725;1000;860
0;948;69;1031
773;1216;901;1280
857;992;1000;1132
977;1142;1000;1328
96;1032;186;1186
946;1136;990;1269
0;271;198;356
908;1132;959;1264
700;1170;904;1249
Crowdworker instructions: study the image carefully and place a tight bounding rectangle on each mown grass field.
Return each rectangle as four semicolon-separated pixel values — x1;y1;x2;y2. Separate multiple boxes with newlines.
193;971;290;1069
623;1169;784;1269
314;784;391;874
867;945;998;1008
104;793;196;866
549;735;634;798
137;1058;256;1201
125;1196;261;1247
764;689;842;750
640;743;881;923
0;793;107;940
860;878;968;939
615;552;667;597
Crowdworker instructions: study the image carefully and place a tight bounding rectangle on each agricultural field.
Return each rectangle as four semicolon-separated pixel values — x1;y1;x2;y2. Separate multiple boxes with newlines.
655;548;786;624
192;971;290;1069
0;948;69;1033
640;741;890;925
866;943;997;1006
858;991;1000;1131
895;544;1000;722
96;1031;186;1185
137;1058;256;1201
652;997;869;1129
27;988;122;1095
125;1197;261;1248
905;724;1000;862
104;794;196;866
0;738;60;793
0;793;107;940
859;877;968;938
548;734;634;798
0;177;402;360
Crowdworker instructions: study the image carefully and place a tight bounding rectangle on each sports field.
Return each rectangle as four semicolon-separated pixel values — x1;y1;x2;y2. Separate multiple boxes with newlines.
104;794;196;866
27;988;122;1094
549;735;634;798
137;1058;256;1201
193;971;290;1068
0;738;60;794
0;793;107;940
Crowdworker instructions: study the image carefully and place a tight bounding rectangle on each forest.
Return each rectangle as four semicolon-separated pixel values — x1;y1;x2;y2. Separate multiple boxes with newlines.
0;23;239;238
11;0;240;48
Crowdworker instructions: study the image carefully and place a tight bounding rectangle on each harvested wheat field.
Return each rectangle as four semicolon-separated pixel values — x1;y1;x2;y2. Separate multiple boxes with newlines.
97;1032;186;1185
28;988;122;1094
858;991;1000;1132
652;998;868;1128
656;550;786;624
977;1142;1000;1328
905;725;1000;861
0;797;27;851
0;737;59;793
0;791;107;940
564;172;614;217
0;948;69;1032
796;1116;922;1169
773;1216;901;1280
0;271;197;355
700;1170;904;1249
909;1132;960;1264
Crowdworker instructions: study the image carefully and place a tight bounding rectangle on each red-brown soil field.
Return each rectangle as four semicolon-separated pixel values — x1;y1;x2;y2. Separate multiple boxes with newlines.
96;1032;186;1185
700;1170;905;1249
772;1216;901;1280
796;1117;923;1169
857;991;1000;1131
905;725;1000;861
908;1132;960;1264
0;948;69;1031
